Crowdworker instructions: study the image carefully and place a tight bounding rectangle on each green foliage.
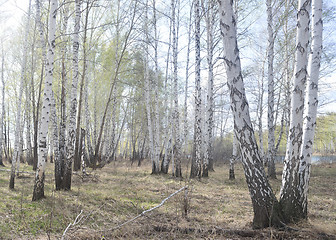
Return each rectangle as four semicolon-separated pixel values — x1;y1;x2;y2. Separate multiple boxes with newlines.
314;112;336;154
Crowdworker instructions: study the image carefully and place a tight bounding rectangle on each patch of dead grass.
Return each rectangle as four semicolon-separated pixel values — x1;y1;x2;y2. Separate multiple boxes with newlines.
0;160;335;239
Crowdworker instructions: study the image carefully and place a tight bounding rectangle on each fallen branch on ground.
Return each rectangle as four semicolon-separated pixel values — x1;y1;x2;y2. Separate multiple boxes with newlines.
61;210;84;240
106;186;188;231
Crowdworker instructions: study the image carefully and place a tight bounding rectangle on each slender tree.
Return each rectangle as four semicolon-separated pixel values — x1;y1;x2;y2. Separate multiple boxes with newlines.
9;0;32;189
298;0;323;219
229;132;237;180
267;0;276;179
203;0;216;177
218;0;283;228
190;0;202;178
171;0;182;177
279;0;311;222
0;45;5;167
64;0;81;190
32;0;58;201
55;1;70;190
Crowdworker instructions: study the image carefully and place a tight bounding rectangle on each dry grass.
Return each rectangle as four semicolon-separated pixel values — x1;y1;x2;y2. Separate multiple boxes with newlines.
0;160;335;239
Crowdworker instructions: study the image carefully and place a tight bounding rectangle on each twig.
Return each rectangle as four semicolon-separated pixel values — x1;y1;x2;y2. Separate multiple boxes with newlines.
61;210;84;240
107;186;188;231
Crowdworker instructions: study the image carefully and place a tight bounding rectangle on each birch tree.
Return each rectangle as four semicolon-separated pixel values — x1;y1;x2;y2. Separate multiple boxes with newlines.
218;0;283;228
229;132;238;180
202;0;216;177
55;1;70;190
152;0;161;174
266;0;276;179
74;0;91;171
64;0;81;190
9;0;32;189
190;0;202;178
0;46;4;167
32;0;58;201
279;0;311;222
171;0;182;177
298;0;323;219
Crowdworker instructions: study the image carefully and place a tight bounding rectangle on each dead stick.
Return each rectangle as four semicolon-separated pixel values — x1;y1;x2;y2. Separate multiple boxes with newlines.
107;186;188;231
61;210;84;240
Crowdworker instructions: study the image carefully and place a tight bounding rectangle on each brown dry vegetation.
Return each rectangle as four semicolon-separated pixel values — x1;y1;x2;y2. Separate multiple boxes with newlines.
0;160;335;239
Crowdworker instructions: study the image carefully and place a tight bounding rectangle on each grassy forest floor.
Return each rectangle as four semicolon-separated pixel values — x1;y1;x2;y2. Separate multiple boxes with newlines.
0;160;335;239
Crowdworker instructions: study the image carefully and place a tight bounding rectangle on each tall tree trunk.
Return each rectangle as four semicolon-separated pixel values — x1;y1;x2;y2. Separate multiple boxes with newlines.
55;1;69;190
190;0;202;178
219;0;283;228
183;2;192;150
229;132;237;180
74;0;90;171
143;0;155;174
0;45;5;167
161;3;172;174
279;0;311;223
152;0;161;174
266;0;276;179
64;0;81;190
10;0;32;189
298;0;322;219
203;0;215;177
32;0;58;201
92;0;137;168
171;0;181;177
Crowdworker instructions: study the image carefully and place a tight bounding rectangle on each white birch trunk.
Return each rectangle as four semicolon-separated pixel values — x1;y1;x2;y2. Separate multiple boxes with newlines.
32;0;58;201
298;0;323;217
183;3;192;148
203;0;215;177
219;0;283;228
0;47;4;166
9;0;32;189
143;0;155;174
56;2;69;190
257;76;264;163
153;0;161;174
279;0;311;222
266;0;276;179
64;0;81;190
84;66;93;160
50;92;60;183
229;132;237;180
161;19;172;174
171;0;181;177
191;0;202;178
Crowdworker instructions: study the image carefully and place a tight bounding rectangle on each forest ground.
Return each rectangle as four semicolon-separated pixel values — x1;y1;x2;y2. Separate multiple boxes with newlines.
0;159;335;239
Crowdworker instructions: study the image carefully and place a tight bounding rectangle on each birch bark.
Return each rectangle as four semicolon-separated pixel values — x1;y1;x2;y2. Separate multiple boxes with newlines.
203;0;215;177
153;0;161;174
10;0;32;189
266;0;276;179
298;0;322;218
229;132;238;180
219;0;283;228
32;0;58;200
171;0;182;177
190;0;202;178
56;2;69;190
279;0;311;222
64;0;81;190
161;0;172;174
74;0;90;171
0;47;5;166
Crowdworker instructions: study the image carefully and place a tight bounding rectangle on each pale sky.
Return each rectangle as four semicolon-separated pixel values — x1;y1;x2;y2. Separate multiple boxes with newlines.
0;0;335;115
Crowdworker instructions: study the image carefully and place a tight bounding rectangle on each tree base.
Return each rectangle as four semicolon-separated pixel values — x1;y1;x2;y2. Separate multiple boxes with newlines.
229;169;235;180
